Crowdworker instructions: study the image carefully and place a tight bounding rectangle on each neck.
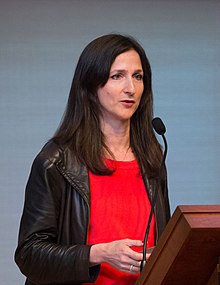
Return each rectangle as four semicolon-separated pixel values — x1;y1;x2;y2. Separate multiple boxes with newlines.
100;119;135;161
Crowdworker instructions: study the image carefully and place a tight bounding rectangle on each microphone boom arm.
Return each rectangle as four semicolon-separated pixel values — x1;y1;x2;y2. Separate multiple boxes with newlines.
140;118;168;271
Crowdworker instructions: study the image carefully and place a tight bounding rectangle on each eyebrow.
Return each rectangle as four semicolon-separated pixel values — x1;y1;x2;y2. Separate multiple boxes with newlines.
110;69;144;74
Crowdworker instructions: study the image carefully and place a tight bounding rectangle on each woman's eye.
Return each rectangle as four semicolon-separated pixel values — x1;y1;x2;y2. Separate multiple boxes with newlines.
134;73;143;81
111;73;123;80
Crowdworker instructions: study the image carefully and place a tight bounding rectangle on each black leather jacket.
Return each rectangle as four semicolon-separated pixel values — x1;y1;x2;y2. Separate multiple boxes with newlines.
15;141;170;285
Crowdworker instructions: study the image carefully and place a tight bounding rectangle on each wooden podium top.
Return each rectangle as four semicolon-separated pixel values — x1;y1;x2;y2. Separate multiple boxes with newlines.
136;205;220;285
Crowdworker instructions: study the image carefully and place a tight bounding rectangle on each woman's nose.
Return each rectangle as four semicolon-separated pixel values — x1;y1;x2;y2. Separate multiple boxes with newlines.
123;77;135;95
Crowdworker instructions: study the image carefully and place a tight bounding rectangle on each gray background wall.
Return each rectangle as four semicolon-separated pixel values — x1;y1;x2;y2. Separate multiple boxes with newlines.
1;0;220;283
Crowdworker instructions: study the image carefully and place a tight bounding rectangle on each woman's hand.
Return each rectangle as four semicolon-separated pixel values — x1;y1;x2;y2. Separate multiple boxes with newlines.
90;239;150;274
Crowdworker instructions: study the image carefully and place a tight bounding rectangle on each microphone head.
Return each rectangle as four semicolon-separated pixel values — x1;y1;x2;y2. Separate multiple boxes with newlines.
152;117;166;135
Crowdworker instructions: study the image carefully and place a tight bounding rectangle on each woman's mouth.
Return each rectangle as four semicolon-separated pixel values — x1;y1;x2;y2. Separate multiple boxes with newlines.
121;99;135;108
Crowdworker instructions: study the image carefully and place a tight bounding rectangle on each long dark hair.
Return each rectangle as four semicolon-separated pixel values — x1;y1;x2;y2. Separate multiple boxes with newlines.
53;34;162;178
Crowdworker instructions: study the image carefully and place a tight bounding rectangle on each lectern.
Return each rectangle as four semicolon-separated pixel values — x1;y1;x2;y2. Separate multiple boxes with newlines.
136;205;220;285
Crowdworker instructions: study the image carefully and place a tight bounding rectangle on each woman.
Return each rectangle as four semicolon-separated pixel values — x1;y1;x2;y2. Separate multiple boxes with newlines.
15;34;170;285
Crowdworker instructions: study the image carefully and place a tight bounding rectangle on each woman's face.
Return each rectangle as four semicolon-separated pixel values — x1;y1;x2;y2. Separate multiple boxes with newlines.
97;49;144;125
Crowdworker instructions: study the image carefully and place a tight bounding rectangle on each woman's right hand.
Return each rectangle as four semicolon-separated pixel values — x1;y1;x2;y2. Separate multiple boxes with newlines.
89;239;145;274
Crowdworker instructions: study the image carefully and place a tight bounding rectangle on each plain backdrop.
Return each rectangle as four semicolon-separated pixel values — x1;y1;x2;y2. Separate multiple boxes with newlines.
1;0;220;283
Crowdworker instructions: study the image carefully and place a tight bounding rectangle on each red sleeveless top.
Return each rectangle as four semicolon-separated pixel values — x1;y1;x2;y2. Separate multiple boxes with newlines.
85;159;155;285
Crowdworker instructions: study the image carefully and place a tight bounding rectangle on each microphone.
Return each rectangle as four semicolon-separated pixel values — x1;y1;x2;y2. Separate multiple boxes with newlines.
140;117;168;271
152;117;166;135
152;117;167;167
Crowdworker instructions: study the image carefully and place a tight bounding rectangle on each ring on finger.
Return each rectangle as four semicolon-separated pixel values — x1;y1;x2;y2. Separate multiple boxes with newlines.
130;264;133;272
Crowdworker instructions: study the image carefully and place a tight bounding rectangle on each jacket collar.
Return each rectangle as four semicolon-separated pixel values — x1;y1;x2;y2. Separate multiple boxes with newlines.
54;143;90;202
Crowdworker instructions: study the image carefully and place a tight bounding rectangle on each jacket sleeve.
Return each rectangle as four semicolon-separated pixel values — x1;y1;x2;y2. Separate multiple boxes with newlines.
14;151;99;284
153;163;171;239
161;164;171;224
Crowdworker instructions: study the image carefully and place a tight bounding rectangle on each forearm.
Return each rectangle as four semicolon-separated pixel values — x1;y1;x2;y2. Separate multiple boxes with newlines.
15;234;96;284
89;243;106;266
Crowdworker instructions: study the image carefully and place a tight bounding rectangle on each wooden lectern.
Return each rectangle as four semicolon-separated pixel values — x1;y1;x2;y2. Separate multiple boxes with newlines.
136;205;220;285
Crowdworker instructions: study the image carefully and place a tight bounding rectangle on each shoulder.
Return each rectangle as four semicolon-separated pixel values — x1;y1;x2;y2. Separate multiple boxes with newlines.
32;140;66;172
33;140;85;177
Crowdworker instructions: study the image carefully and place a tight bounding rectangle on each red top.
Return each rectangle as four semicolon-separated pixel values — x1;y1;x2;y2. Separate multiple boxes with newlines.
85;159;155;285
